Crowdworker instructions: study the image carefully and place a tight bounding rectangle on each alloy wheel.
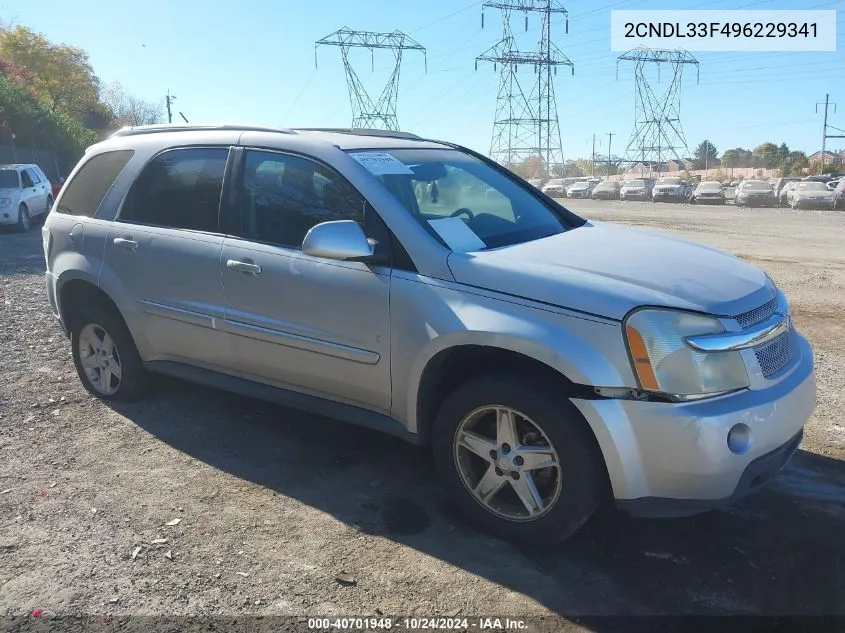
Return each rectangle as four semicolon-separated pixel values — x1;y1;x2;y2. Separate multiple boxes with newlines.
77;323;122;396
453;405;562;522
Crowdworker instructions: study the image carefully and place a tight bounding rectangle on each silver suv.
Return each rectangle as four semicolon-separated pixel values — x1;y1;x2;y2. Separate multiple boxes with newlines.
43;125;816;543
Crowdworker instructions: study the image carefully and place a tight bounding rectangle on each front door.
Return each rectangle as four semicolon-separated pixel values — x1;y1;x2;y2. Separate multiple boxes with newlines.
102;146;234;370
220;148;392;413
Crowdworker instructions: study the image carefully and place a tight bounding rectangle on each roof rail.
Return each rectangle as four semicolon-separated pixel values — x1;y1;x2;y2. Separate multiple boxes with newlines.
295;127;422;141
109;123;296;138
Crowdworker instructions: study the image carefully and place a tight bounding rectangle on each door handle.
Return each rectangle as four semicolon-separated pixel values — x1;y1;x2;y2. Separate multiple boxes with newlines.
113;237;139;251
226;259;262;275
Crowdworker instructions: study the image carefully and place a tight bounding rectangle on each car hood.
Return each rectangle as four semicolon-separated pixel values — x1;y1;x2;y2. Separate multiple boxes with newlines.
447;221;773;321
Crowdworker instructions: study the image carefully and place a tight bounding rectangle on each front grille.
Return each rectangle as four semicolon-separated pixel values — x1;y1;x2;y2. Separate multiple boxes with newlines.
735;297;777;329
754;328;795;378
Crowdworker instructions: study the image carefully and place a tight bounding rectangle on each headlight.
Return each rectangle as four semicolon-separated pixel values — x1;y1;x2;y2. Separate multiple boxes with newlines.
624;308;749;400
0;197;10;208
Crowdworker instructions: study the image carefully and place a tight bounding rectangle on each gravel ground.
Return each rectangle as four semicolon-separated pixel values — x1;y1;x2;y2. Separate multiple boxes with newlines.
1;201;844;630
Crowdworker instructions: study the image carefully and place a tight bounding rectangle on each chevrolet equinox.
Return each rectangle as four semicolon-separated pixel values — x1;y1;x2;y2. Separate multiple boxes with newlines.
43;124;816;543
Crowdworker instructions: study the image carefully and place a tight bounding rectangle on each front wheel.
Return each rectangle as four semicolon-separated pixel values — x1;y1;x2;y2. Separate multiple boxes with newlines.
432;375;605;544
15;204;30;232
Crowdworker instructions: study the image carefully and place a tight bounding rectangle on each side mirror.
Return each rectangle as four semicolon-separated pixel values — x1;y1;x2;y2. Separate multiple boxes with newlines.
302;220;375;261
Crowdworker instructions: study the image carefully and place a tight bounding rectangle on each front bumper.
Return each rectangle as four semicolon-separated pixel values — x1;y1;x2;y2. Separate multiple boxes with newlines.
620;190;648;200
693;196;725;204
737;196;777;206
793;198;835;209
571;332;816;516
652;190;685;201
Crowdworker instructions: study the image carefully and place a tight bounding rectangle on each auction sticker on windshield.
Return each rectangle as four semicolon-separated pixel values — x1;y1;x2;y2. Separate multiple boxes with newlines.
349;152;415;175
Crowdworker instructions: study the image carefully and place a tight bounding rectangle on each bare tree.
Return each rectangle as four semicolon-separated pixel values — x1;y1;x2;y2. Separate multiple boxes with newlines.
101;81;164;126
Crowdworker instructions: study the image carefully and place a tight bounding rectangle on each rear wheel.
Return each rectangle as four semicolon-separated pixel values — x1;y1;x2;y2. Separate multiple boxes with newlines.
70;302;148;402
432;374;605;544
15;204;30;232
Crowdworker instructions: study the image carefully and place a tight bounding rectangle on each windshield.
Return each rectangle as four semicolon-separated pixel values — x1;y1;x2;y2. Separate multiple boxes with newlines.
546;178;565;186
350;148;582;250
743;181;771;190
571;182;589;189
624;179;646;187
0;169;19;188
656;177;681;185
797;182;828;192
595;182;617;190
697;182;722;191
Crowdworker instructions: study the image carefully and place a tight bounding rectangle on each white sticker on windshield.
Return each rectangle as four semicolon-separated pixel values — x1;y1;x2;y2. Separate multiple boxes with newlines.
427;218;486;252
349;152;414;176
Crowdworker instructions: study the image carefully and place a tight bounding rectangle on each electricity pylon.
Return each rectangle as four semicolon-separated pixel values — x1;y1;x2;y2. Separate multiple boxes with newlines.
315;27;426;131
617;47;699;176
476;1;573;180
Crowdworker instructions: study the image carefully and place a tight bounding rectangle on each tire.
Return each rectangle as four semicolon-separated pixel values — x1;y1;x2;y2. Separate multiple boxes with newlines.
432;374;606;544
69;301;149;402
42;196;53;222
15;204;30;233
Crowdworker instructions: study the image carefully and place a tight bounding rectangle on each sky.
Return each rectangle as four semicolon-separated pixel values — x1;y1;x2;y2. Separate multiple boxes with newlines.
1;0;843;161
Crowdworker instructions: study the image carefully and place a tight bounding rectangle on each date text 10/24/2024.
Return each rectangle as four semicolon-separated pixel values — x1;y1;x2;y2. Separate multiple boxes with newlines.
307;617;528;630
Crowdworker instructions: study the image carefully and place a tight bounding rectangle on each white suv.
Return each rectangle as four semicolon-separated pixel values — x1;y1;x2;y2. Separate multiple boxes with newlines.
0;163;54;232
43;124;816;543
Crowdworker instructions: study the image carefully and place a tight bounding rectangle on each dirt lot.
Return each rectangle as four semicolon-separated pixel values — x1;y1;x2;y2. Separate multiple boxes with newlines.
1;201;844;629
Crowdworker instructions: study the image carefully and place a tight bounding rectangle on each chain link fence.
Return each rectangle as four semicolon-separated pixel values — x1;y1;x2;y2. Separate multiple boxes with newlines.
0;144;63;181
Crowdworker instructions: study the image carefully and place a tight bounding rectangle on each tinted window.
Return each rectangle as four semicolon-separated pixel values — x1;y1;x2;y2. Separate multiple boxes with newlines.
120;147;228;232
20;170;34;188
238;150;366;248
0;170;19;188
56;150;135;217
25;168;40;184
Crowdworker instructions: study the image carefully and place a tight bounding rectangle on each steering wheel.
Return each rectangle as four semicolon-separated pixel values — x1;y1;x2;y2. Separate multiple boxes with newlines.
450;207;475;220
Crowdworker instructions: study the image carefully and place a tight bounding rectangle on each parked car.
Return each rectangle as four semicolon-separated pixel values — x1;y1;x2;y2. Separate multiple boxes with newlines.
691;180;726;205
825;178;841;191
779;181;800;207
651;177;689;202
730;180;741;187
790;181;836;209
526;178;543;189
0;163;54;232
566;181;593;199
591;180;621;200
834;179;845;210
44;124;816;544
734;180;777;207
619;178;652;201
802;175;833;184
541;178;567;197
51;176;65;199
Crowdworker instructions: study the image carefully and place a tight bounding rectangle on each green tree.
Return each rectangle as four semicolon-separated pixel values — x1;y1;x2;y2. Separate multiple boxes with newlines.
752;142;780;168
693;140;719;170
0;25;100;121
721;147;753;168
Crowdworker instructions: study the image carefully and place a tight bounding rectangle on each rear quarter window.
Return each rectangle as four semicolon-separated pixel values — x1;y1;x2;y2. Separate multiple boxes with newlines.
56;150;135;217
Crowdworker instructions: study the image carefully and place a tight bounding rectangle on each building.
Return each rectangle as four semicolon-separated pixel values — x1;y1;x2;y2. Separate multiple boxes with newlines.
807;150;844;166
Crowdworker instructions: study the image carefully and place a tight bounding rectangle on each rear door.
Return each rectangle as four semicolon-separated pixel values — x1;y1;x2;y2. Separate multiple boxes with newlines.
102;146;234;370
19;169;42;214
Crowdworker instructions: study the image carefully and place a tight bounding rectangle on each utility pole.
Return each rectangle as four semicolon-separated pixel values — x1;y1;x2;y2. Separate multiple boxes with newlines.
476;1;573;180
617;48;699;178
591;133;596;177
316;28;426;131
816;94;844;174
166;90;176;124
607;133;615;177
